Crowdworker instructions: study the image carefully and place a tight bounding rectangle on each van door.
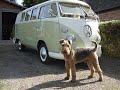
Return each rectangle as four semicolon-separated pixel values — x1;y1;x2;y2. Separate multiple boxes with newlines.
38;3;60;52
27;7;39;48
22;7;39;48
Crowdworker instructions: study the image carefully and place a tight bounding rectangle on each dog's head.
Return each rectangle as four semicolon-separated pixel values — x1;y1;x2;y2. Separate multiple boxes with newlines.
59;39;72;55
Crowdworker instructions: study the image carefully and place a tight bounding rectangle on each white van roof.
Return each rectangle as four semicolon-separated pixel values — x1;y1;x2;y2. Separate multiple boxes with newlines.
16;0;90;23
21;0;90;12
50;0;89;6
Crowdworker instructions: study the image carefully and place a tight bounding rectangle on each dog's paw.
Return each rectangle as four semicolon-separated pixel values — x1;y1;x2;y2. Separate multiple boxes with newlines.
88;75;93;79
64;77;69;80
70;80;76;83
98;78;103;82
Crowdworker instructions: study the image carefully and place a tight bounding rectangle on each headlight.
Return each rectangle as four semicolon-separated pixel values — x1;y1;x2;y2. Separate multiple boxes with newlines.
65;34;76;42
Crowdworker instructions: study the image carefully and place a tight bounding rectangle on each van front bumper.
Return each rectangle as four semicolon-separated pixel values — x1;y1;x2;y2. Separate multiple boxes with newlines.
49;44;102;60
96;44;102;57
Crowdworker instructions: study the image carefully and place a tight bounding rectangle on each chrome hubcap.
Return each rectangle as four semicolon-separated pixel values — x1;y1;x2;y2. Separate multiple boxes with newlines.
40;47;47;62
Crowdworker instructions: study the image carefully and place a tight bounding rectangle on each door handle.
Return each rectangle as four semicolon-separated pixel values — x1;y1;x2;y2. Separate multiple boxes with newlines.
33;26;39;29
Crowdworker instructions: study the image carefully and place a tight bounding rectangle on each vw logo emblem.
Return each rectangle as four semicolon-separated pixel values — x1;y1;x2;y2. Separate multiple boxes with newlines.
83;25;92;37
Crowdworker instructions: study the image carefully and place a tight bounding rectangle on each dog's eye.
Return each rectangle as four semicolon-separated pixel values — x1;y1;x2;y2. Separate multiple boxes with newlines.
67;44;70;47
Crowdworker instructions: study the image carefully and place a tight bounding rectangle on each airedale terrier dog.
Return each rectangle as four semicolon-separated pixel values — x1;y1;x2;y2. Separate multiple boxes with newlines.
59;39;103;82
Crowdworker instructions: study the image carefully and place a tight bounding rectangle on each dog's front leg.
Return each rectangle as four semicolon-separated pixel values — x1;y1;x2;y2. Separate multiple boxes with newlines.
64;61;70;80
70;60;76;82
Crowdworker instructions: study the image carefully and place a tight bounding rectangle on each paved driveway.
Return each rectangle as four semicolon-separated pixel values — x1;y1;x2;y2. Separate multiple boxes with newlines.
0;40;120;90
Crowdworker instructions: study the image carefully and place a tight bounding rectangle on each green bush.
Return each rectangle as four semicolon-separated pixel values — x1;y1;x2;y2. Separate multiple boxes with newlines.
99;20;120;57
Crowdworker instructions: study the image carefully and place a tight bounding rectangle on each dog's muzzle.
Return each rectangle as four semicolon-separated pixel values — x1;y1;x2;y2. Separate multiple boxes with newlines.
61;50;67;54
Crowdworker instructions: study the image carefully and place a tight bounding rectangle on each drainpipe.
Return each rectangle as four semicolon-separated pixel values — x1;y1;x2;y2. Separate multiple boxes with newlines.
0;11;2;40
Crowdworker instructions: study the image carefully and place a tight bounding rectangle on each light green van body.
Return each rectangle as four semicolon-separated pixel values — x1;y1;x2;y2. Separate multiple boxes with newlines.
14;0;102;60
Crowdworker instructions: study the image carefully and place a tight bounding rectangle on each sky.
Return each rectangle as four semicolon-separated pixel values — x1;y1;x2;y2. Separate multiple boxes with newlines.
16;0;23;5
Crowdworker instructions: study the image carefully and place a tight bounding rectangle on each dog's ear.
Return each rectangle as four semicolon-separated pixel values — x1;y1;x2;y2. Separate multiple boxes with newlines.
59;39;64;44
68;40;72;45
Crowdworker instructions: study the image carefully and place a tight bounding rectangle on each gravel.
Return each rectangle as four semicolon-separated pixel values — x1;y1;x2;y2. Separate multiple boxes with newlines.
0;40;120;90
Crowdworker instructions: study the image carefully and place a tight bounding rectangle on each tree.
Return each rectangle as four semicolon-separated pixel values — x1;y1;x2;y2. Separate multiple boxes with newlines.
23;0;47;8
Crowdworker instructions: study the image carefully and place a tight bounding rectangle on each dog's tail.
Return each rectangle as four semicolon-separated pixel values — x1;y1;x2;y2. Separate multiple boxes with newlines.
92;40;97;52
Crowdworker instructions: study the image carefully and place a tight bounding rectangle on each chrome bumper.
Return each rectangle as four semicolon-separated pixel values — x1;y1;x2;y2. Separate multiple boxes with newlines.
96;44;102;57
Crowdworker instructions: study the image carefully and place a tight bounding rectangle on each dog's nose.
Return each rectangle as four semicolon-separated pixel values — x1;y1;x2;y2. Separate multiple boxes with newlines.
62;44;65;47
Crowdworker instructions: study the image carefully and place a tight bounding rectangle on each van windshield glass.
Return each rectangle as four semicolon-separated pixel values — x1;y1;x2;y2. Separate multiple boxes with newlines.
59;2;97;19
82;6;96;16
59;3;85;17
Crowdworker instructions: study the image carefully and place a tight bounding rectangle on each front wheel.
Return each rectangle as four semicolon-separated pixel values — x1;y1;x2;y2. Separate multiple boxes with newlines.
38;43;50;64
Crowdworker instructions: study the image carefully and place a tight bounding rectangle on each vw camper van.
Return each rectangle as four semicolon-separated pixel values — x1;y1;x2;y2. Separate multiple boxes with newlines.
14;0;102;64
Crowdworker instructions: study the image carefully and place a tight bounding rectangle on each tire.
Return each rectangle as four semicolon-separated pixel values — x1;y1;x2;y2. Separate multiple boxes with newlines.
18;41;25;51
38;43;50;64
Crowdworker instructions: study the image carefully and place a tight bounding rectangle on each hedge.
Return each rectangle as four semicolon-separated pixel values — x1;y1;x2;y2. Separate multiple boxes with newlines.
99;20;120;57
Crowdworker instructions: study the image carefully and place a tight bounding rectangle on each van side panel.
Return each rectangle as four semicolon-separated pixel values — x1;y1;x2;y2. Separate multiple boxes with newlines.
37;18;60;53
15;23;26;44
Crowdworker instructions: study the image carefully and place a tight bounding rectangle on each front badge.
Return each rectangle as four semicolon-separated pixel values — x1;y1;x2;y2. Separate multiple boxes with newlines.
83;25;92;37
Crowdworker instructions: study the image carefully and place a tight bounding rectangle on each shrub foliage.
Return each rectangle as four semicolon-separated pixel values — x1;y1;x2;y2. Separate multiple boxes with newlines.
99;20;120;57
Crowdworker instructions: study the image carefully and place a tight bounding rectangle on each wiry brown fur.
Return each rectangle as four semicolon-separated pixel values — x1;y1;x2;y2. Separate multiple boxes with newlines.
59;39;103;82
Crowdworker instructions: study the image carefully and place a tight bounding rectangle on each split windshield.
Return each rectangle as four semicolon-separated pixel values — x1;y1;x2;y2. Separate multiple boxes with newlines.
59;2;96;19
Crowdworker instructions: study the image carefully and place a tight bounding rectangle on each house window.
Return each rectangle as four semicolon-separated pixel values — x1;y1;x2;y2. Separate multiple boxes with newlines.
31;8;38;20
25;10;31;21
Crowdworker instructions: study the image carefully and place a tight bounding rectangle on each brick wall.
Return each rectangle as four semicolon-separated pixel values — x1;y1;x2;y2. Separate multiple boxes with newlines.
98;8;120;21
0;1;23;11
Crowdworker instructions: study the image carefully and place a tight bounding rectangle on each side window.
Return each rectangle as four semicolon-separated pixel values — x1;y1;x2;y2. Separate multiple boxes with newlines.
39;3;57;19
39;5;51;19
25;10;31;21
31;8;38;20
51;3;57;16
20;12;25;22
